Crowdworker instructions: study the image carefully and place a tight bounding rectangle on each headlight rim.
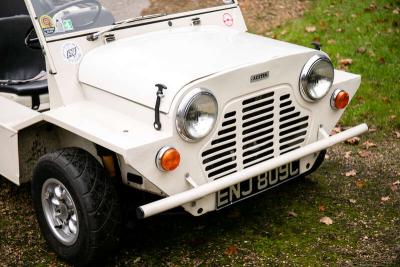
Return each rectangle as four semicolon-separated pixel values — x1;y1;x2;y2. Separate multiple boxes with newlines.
176;88;218;143
299;54;335;102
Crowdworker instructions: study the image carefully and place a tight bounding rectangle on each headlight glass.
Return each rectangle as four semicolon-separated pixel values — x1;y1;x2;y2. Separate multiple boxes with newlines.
300;55;334;101
176;89;218;142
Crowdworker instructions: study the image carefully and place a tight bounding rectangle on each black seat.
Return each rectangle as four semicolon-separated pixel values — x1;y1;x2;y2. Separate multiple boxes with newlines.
0;12;48;108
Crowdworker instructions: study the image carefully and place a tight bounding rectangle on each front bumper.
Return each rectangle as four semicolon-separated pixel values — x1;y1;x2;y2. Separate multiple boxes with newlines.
137;123;368;219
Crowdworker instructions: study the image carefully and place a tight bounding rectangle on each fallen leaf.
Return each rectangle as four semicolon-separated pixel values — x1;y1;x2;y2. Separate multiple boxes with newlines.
393;180;400;185
364;3;377;12
391;184;398;192
327;39;337;45
369;126;378;133
381;196;390;203
394;131;400;139
349;199;357;204
390;115;397;120
394;8;400;14
332;126;342;134
344;151;352;159
288;211;298;217
356;179;365;188
225;246;239;256
325;154;330;160
378;57;386;64
305;26;316;33
358;150;372;158
336;28;344;32
319;205;326;212
346;170;357;177
363;141;377;149
339;58;353;66
345;137;360;145
320;216;333;225
357;47;367;54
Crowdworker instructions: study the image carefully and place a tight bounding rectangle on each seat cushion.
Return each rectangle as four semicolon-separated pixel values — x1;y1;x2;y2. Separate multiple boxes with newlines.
0;80;48;96
0;15;46;81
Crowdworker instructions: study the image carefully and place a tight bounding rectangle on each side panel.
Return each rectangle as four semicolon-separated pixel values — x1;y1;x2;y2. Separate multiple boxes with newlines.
0;97;43;185
0;125;19;184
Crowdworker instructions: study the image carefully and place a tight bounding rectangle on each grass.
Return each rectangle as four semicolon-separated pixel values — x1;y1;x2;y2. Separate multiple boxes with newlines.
270;0;400;131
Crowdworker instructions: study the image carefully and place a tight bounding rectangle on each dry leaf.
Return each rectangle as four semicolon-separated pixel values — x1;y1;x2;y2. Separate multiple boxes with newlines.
363;141;377;149
336;28;344;32
344;151;352;159
381;196;390;203
393;180;400;185
378;57;386;64
394;131;400;139
319;205;326;212
345;137;360;145
288;211;298;217
356;179;365;188
357;47;367;54
390;115;397;120
305;26;316;33
332;126;342;135
327;39;337;45
349;199;357;204
369;126;378;133
225;246;239;256
391;184;398;192
339;58;353;66
320;216;333;225
345;170;357;177
358;150;372;158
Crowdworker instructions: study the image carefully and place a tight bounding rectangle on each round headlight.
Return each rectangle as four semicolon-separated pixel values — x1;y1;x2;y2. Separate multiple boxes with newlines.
300;55;334;102
176;88;218;142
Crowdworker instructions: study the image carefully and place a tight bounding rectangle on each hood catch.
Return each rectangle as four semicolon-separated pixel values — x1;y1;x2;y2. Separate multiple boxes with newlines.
154;84;167;131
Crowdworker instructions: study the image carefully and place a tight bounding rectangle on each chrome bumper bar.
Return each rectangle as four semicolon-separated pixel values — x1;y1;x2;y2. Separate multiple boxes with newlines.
137;124;368;219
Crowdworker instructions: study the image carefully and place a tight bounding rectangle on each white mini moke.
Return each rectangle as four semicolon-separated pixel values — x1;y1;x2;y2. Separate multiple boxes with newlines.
0;0;368;264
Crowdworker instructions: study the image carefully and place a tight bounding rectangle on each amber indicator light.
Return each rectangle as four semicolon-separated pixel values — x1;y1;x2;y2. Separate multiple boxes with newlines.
333;90;350;109
159;148;181;171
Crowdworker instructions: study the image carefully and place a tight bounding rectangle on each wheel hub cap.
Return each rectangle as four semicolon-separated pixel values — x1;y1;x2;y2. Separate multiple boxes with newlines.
41;179;79;246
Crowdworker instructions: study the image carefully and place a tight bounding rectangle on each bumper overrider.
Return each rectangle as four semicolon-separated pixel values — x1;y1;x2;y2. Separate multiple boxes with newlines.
137;123;368;219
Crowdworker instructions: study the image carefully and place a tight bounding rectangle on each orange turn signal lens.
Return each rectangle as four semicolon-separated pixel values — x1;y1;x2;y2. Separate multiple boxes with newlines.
156;147;181;172
331;89;350;110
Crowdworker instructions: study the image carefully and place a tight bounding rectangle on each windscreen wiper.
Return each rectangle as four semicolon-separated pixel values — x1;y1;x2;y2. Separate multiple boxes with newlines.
87;13;167;41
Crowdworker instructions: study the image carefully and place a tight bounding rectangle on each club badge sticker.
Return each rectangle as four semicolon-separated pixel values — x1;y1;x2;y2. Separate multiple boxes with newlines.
62;42;82;64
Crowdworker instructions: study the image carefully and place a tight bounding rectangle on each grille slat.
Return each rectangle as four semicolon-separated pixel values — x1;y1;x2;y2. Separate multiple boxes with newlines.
201;88;310;180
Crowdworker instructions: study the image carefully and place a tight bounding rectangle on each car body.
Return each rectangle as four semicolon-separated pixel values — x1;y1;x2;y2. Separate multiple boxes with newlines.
0;0;368;264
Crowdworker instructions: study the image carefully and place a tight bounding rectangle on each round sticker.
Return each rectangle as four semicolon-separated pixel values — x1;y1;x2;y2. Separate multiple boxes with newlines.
223;13;234;27
62;43;82;64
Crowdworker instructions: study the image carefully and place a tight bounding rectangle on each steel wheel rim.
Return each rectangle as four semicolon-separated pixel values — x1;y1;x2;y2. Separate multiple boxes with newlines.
41;178;79;246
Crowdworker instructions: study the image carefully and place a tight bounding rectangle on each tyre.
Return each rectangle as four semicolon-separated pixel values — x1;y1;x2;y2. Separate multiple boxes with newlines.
31;148;120;266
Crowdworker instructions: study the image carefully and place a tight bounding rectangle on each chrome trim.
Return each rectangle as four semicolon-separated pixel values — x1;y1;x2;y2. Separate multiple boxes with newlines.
156;146;174;172
299;54;334;102
176;88;218;142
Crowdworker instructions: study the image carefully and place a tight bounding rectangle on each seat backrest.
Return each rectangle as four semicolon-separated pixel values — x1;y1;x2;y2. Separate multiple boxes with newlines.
0;15;46;81
0;0;28;17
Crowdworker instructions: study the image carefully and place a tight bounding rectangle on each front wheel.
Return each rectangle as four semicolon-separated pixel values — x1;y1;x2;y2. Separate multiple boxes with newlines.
32;148;120;266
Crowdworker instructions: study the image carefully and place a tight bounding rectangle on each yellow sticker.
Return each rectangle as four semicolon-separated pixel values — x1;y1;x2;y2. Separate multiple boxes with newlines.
39;15;55;35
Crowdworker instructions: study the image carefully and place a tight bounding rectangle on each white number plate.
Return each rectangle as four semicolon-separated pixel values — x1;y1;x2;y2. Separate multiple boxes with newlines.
216;161;300;209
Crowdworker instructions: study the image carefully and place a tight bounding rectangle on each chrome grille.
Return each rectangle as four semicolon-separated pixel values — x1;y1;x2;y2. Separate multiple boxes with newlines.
201;87;311;180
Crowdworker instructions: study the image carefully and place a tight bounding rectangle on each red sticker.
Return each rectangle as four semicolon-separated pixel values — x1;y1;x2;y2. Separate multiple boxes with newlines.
223;13;234;27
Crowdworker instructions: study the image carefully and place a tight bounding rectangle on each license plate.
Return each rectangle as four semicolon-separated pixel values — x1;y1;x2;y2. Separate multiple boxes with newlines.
216;161;300;209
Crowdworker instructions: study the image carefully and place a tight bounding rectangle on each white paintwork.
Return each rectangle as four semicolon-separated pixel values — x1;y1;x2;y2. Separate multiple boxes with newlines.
138;123;368;218
0;96;42;184
79;25;313;113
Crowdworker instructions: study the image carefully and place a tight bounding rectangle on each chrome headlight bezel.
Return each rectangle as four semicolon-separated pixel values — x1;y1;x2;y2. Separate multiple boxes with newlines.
176;88;218;142
299;54;335;102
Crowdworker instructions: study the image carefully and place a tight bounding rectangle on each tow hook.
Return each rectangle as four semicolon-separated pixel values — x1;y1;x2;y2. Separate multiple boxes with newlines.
154;84;167;131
